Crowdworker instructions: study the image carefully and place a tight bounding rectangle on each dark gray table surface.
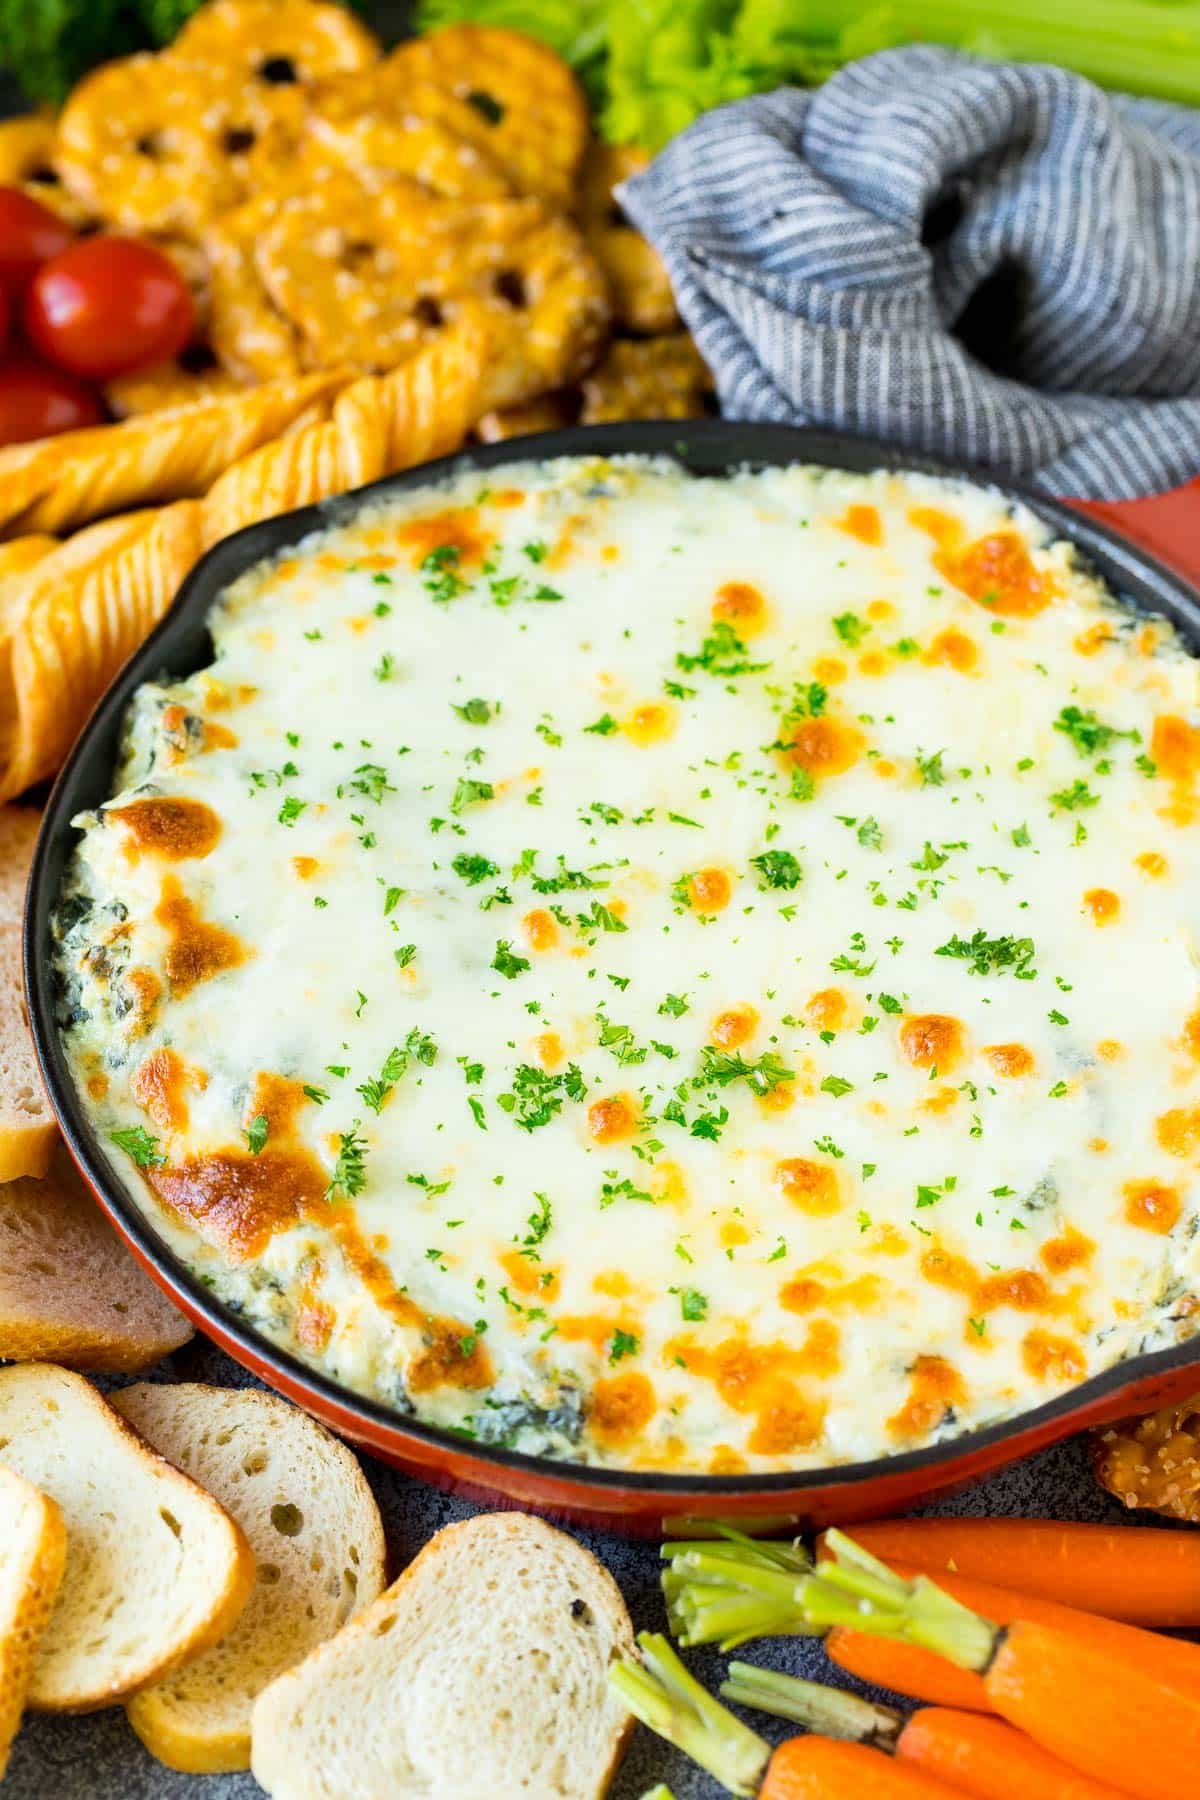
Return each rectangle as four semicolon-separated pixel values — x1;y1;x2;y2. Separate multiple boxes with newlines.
2;1330;1143;1800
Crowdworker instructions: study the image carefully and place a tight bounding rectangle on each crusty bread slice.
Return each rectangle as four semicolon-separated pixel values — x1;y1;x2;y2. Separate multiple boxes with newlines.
112;1383;386;1773
251;1511;635;1800
0;1142;193;1371
0;1144;191;1368
0;807;55;1182
0;802;53;1180
0;806;39;918
0;1468;66;1776
0;1364;255;1711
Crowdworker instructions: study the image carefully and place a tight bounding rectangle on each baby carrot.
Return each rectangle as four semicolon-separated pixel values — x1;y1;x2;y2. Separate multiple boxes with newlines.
818;1520;1200;1626
809;1534;1200;1799
608;1635;965;1800
760;1736;963;1800
896;1706;1130;1800
826;1627;991;1711
725;1664;1129;1800
829;1561;1200;1708
985;1620;1200;1799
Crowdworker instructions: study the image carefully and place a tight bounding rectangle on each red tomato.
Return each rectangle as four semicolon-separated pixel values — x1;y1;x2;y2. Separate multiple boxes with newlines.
24;236;195;380
0;359;104;446
0;187;74;305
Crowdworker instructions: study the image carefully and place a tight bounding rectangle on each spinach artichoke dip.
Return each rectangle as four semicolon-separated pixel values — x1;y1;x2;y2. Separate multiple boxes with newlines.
54;456;1200;1475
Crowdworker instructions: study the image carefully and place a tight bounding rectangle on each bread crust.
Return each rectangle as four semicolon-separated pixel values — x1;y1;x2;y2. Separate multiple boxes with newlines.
0;1469;67;1776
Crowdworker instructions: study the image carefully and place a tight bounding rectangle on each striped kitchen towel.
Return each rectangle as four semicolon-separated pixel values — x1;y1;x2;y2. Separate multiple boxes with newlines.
618;48;1200;499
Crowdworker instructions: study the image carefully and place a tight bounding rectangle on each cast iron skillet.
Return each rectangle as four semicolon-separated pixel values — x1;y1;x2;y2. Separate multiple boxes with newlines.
24;420;1200;1533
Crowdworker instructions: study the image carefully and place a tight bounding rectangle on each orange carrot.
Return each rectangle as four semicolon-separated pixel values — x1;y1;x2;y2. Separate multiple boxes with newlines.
724;1664;1130;1800
819;1520;1200;1626
897;1706;1131;1800
828;1561;1200;1707
760;1735;963;1800
985;1620;1200;1800
827;1625;991;1711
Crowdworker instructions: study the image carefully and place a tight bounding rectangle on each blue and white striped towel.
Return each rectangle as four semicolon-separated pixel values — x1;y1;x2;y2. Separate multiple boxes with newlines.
619;48;1200;499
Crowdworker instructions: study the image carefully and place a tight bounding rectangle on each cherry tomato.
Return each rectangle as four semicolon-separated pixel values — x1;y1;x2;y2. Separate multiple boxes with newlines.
0;188;74;306
0;358;104;447
24;236;195;380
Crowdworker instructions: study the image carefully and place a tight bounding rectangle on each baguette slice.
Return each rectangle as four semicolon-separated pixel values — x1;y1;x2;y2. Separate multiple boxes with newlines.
113;1383;386;1773
0;805;39;907
0;807;55;1182
251;1511;635;1800
0;1142;193;1371
0;1469;67;1776
0;1364;255;1711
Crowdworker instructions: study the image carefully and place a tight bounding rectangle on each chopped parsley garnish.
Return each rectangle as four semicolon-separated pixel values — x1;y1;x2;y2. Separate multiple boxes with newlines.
676;620;768;678
1049;778;1099;812
750;848;803;890
327;1122;368;1201
819;1074;854;1097
421;543;468;603
600;1176;654;1207
110;1125;165;1168
832;610;870;647
696;1046;795;1097
356;1029;437;1114
491;940;531;979
518;1191;553;1256
452;697;493;724
302;1084;329;1105
584;713;619;736
407;1172;452;1196
245;1114;269;1156
497;1062;587;1131
393;943;417;968
450;776;494;816
451;851;500;885
373;653;396;682
916;748;946;787
356;1046;409;1113
676;1287;708;1321
576;899;627;935
1053;705;1139;757
658;992;690;1018
278;796;306;827
935;930;1037;979
340;763;394;806
608;1329;639;1364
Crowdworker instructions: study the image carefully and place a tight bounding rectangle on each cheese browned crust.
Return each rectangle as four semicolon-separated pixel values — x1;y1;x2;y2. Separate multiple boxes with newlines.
53;456;1200;1474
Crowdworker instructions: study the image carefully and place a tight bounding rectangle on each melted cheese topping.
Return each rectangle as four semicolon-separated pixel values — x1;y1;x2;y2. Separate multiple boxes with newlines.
55;457;1200;1473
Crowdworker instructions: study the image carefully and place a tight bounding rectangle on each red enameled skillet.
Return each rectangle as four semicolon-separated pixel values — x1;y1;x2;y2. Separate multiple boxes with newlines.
23;420;1200;1537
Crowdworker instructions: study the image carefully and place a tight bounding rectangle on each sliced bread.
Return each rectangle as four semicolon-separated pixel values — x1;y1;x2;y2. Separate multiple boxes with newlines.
0;1468;67;1776
0;1142;193;1371
0;806;54;1182
112;1383;386;1773
0;1363;255;1711
251;1511;635;1800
